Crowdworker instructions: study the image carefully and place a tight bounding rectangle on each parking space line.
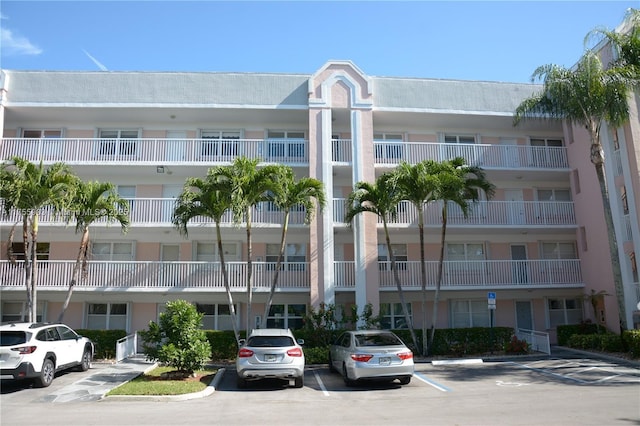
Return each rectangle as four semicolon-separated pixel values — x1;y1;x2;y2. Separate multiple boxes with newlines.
509;361;588;384
313;371;330;397
413;372;451;392
565;366;596;376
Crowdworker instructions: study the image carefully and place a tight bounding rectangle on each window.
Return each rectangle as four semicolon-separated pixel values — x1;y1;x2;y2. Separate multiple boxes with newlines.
537;189;571;202
541;242;576;260
98;130;138;157
450;300;490;328
1;301;45;322
266;244;306;271
266;304;306;329
91;242;134;261
547;298;583;327
195;303;237;330
572;169;581;194
444;134;475;144
447;243;485;261
86;302;128;330
201;130;240;158
266;131;305;160
529;138;564;168
531;138;563;148
10;242;50;262
22;130;62;159
380;303;412;329
195;242;238;262
378;244;407;270
374;133;403;160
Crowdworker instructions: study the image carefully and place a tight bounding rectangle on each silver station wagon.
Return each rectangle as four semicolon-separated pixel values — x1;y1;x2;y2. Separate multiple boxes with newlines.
329;330;414;386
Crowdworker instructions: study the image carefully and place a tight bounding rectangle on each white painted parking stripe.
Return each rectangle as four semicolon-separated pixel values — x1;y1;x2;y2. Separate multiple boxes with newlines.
414;372;451;392
565;366;596;376
313;371;330;397
509;361;588;384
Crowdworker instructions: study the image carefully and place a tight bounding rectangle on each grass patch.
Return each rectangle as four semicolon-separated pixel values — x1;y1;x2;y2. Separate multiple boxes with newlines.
107;365;217;396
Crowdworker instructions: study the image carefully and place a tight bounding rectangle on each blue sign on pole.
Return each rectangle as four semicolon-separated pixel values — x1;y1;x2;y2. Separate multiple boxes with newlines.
488;292;496;300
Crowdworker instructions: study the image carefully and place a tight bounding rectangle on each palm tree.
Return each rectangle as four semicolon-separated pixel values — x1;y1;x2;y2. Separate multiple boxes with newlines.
208;157;281;337
57;180;130;322
172;173;242;345
391;160;440;355
0;157;76;321
262;166;326;326
514;18;640;329
345;172;420;353
427;158;495;353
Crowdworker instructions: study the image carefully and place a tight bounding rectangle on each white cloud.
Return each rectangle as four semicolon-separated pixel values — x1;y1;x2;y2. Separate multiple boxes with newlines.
1;28;43;56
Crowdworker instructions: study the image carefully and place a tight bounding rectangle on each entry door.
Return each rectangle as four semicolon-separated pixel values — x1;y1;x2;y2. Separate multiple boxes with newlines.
510;244;528;284
515;301;533;331
166;131;186;161
505;189;525;224
161;244;180;286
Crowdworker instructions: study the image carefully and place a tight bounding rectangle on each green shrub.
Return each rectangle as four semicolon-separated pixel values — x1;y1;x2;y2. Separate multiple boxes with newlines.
75;329;127;359
303;346;329;364
205;330;244;361
557;323;606;346
140;300;212;375
567;332;624;352
622;330;640;357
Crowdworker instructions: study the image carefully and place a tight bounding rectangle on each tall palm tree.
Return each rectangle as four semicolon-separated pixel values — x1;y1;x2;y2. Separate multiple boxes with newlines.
262;166;326;326
58;180;130;322
391;160;439;355
427;158;495;353
208;157;281;337
0;157;76;321
172;173;242;345
345;172;420;353
514;19;640;328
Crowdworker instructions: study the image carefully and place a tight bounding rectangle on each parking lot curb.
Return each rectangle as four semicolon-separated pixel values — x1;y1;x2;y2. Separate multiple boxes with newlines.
103;367;226;402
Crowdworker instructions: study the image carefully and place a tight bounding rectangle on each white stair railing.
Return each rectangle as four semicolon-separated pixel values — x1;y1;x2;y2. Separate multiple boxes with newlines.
516;328;550;354
116;332;138;362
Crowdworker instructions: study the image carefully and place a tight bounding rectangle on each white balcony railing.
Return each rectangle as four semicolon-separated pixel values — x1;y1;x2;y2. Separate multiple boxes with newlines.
333;199;576;226
1;138;568;170
0;138;309;164
0;259;582;291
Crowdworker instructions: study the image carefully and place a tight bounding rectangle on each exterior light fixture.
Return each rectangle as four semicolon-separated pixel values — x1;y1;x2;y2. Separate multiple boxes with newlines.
156;166;165;174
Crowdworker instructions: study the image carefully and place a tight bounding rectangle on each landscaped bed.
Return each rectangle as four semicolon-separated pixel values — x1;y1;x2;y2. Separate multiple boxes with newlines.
107;365;217;396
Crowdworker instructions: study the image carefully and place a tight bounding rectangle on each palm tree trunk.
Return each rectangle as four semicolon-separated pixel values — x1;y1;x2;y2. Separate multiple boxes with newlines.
58;227;89;323
417;209;427;356
22;216;33;322
29;214;39;322
263;211;290;326
216;224;241;345
384;220;420;353
428;205;448;354
245;208;253;337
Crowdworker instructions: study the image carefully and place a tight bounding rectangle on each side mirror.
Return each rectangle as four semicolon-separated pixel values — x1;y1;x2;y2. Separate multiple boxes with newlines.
238;339;246;346
297;339;305;346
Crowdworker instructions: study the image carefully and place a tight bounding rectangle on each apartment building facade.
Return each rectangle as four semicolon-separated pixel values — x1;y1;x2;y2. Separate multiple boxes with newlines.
0;58;638;343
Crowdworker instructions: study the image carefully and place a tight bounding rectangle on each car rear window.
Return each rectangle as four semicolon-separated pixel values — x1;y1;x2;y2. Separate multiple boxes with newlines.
0;331;27;346
355;333;403;347
247;336;295;347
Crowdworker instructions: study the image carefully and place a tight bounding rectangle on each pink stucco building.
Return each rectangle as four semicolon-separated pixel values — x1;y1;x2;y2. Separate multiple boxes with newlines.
1;19;638;344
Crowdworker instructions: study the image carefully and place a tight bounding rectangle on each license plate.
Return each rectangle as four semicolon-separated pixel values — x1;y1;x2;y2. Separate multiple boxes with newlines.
264;354;277;362
379;357;391;365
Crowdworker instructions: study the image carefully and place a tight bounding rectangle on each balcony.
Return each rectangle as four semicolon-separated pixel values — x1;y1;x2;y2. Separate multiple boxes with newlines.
0;138;309;165
0;259;583;292
0;199;307;227
2;138;568;170
333;199;576;227
335;259;583;290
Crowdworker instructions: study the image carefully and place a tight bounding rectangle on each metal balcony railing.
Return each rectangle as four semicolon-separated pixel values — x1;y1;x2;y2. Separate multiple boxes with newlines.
1;259;583;291
2;138;568;170
333;199;576;226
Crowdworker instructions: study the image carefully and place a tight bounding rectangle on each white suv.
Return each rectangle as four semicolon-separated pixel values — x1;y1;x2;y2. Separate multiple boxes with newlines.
236;328;305;388
0;322;95;387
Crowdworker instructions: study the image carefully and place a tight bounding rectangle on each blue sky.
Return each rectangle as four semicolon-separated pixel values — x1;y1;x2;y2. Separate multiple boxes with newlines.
1;1;638;83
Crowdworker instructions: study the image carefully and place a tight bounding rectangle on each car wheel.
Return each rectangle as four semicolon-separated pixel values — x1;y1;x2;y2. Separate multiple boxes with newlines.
342;364;355;387
294;376;304;388
35;358;55;388
78;349;92;371
236;375;247;389
398;376;412;385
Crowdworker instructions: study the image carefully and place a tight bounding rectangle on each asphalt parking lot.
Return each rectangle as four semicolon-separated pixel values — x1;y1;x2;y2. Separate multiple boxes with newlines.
1;353;639;426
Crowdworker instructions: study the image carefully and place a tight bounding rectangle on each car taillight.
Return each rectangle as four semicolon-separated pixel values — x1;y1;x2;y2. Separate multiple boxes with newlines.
398;351;413;360
351;354;374;362
238;348;254;358
11;346;37;355
286;347;303;357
